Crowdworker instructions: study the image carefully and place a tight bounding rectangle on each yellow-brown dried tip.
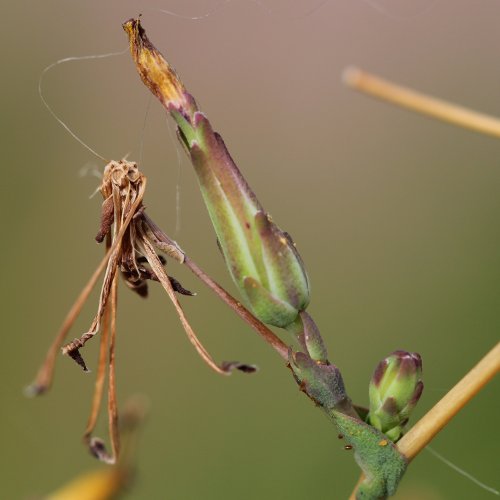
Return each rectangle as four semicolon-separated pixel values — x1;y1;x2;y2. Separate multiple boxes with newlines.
123;18;186;109
46;468;125;500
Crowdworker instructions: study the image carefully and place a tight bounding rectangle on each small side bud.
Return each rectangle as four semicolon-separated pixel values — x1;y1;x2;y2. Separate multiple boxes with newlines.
368;350;423;441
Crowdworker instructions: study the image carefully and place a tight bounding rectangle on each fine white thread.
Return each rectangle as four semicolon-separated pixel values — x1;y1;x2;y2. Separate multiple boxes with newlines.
426;445;500;496
164;116;184;235
39;48;128;162
361;0;437;20
152;0;331;21
139;94;153;165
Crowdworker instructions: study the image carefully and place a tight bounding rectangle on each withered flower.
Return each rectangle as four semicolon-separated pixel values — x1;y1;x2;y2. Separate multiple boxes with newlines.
28;159;254;462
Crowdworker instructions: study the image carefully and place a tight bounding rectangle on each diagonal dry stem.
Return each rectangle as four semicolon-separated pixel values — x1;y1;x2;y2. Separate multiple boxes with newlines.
141;212;289;361
84;235;113;443
343;67;500;139
107;276;120;462
349;342;500;499
140;233;234;375
83;289;111;442
62;179;147;365
26;248;112;396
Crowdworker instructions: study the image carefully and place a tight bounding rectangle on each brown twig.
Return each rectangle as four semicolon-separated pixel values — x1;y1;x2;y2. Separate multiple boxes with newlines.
343;67;500;139
349;342;500;499
108;276;120;461
184;256;289;362
84;278;111;441
26;248;112;396
84;236;113;443
140;232;234;375
141;212;289;361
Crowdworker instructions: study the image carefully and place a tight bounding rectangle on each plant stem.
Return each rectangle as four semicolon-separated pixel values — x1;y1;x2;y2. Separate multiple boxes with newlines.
141;212;289;361
184;255;290;361
349;342;500;499
26;248;112;395
343;67;500;139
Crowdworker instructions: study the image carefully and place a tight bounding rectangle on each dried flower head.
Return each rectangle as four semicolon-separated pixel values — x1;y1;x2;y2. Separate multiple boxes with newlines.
28;159;254;462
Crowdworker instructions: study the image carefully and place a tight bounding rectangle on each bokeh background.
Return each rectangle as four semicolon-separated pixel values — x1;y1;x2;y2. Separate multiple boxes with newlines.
2;1;499;498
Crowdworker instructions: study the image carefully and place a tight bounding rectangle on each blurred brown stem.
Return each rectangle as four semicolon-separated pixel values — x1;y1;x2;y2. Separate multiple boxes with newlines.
349;342;500;499
27;249;112;396
343;67;500;139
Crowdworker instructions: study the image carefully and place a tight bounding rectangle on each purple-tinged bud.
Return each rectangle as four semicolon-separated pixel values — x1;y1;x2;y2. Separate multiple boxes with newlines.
368;350;423;441
123;18;310;329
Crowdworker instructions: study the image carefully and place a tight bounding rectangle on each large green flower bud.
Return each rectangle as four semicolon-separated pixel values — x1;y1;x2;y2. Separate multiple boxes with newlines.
123;18;310;328
368;350;423;441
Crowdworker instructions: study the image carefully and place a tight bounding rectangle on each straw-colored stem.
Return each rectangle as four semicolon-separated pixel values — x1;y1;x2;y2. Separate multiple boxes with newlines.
343;67;500;139
26;248;112;396
84;237;112;441
349;342;500;499
398;341;500;459
107;276;120;461
83;288;111;440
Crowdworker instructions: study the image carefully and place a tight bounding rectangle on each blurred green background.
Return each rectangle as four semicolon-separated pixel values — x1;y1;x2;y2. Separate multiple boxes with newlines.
2;1;499;498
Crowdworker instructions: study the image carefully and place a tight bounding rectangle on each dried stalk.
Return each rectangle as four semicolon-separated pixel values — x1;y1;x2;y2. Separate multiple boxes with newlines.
343;67;500;138
107;276;120;461
84;272;111;441
139;233;232;375
26;249;111;396
141;213;289;361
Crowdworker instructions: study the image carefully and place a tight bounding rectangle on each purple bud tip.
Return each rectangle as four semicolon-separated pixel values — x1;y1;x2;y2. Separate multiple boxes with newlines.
381;397;399;416
390;351;422;378
372;359;389;386
409;381;424;406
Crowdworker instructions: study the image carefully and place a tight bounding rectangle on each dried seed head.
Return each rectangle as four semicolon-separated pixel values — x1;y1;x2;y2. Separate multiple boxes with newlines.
122;18;187;110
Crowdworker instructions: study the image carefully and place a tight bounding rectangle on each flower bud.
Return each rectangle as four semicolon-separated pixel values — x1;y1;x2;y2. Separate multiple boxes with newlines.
123;18;310;328
368;350;423;441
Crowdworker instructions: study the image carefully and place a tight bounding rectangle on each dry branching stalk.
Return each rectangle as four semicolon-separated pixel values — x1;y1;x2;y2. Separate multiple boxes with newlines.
29;159;260;462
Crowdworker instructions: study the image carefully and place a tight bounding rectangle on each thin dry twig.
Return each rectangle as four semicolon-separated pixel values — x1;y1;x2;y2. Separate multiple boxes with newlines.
107;276;120;462
139;233;233;375
84;277;111;441
141;213;289;361
26;249;112;396
84;235;112;446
